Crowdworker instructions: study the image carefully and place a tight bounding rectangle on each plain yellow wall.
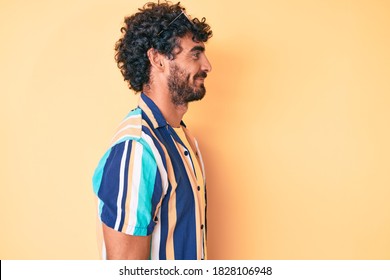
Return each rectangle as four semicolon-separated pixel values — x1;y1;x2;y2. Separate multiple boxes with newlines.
1;0;390;259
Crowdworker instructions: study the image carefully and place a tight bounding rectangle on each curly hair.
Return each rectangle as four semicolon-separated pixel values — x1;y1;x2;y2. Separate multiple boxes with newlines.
114;1;213;92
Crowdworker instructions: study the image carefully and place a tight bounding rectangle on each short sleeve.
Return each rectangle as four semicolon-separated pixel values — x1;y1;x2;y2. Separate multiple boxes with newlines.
92;139;163;236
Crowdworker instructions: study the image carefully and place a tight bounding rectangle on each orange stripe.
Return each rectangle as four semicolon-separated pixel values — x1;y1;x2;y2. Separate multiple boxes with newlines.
182;126;205;179
139;98;158;128
116;114;141;131
140;119;178;259
110;127;141;146
165;154;177;259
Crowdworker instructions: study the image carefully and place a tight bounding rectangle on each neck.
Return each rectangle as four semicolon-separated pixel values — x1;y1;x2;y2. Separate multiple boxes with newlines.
143;85;188;128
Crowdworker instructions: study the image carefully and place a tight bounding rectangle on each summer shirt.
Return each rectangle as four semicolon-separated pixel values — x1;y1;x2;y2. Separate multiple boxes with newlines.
92;93;207;260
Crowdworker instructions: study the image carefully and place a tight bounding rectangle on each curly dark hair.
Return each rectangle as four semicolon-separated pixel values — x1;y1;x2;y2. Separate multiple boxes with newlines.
114;1;213;92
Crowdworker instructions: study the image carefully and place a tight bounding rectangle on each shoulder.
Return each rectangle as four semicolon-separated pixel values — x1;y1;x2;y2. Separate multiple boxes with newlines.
102;106;168;172
109;108;143;147
108;108;163;157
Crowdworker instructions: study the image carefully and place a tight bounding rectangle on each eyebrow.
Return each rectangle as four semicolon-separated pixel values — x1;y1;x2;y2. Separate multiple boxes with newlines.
190;46;205;53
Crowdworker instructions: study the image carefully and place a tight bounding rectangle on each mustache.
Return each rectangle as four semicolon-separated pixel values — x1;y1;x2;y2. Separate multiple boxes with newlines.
193;71;207;79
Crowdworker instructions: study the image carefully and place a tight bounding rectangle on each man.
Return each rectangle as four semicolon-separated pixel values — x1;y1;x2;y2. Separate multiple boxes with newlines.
92;1;212;260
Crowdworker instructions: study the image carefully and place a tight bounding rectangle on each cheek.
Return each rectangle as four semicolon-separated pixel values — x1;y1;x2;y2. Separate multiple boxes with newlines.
183;62;199;74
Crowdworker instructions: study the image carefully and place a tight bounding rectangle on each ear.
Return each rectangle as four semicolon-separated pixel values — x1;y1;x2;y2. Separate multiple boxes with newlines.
147;48;165;71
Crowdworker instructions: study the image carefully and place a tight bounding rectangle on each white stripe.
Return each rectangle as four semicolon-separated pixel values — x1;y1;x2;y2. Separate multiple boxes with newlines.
97;200;103;220
150;210;161;260
125;142;143;234
110;124;142;143
142;132;169;194
114;140;129;230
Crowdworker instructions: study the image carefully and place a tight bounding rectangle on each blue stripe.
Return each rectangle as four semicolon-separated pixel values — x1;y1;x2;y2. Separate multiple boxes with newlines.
98;141;127;228
157;127;197;259
141;94;167;127
92;148;111;195
142;125;167;168
148;168;162;235
159;184;171;260
173;166;197;259
169;126;198;179
167;129;197;259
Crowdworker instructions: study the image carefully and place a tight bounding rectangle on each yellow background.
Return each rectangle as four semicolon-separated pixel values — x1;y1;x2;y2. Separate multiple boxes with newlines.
1;0;390;259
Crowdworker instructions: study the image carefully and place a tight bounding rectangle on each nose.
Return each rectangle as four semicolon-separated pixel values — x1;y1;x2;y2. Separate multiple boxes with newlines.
202;55;212;73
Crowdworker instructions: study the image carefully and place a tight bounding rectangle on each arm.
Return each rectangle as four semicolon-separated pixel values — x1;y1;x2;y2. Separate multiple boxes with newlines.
94;139;162;260
102;223;151;260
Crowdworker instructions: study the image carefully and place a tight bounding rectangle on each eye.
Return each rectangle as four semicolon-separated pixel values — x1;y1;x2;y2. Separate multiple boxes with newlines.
192;51;201;59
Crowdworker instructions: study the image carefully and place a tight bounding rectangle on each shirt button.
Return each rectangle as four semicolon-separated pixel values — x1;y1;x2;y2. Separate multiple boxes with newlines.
197;186;201;191
184;150;189;156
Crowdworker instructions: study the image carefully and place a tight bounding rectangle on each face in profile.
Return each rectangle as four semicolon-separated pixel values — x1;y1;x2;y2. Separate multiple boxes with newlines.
167;35;212;106
168;62;207;105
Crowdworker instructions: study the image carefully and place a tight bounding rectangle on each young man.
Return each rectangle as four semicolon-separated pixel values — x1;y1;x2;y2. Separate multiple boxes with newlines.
92;1;212;260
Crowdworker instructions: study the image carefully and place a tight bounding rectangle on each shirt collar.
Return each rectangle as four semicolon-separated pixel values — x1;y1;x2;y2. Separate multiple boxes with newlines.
138;92;187;129
138;92;168;129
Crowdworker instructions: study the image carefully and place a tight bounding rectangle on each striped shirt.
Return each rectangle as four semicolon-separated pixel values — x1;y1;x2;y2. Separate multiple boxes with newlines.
92;93;207;260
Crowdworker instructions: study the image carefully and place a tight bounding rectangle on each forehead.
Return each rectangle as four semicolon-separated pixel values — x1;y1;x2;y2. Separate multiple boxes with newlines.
178;34;205;51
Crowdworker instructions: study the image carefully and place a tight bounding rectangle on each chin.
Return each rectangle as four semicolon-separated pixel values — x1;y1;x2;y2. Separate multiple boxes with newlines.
192;92;206;102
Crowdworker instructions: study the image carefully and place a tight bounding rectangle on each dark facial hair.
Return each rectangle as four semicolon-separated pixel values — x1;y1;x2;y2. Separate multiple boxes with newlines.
167;63;207;106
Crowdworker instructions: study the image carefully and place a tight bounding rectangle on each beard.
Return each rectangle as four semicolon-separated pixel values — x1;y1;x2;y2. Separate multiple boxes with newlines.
167;63;207;106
